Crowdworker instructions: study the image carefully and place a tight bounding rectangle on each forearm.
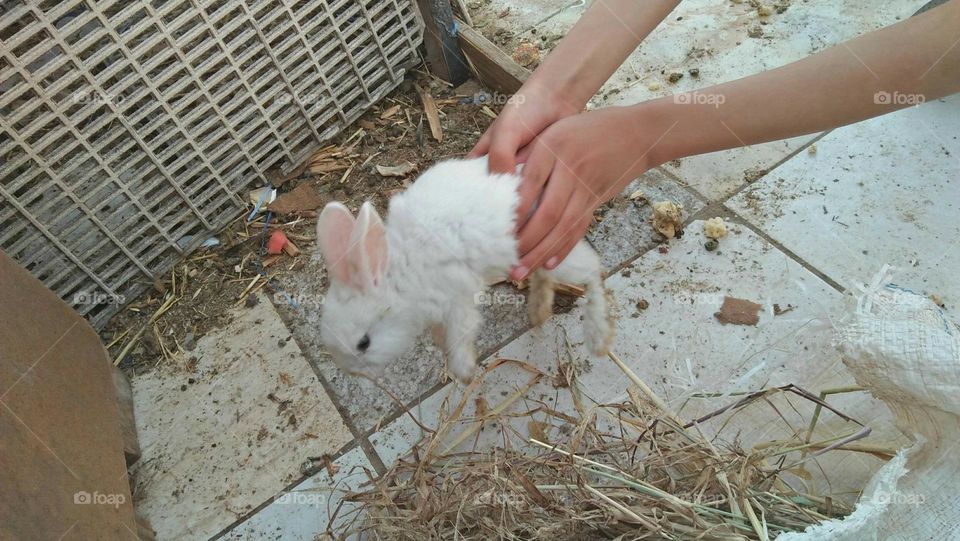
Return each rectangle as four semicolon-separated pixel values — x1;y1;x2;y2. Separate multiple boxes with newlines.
630;0;960;168
524;0;680;108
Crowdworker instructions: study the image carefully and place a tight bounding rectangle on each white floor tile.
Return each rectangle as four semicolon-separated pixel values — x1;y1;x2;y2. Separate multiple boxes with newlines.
223;447;374;541
130;295;354;541
728;96;960;307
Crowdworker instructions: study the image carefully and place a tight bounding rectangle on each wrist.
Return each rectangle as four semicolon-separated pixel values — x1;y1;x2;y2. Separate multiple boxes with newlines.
623;98;683;169
521;72;590;117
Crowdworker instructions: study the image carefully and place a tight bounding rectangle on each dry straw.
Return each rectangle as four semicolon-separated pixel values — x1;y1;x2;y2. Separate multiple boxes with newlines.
333;353;889;540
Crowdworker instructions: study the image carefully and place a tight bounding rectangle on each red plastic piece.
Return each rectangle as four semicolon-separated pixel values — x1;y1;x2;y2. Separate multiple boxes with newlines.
267;230;289;255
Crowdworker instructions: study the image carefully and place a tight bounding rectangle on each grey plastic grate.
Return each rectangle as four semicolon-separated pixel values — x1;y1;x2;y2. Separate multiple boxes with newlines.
0;0;423;328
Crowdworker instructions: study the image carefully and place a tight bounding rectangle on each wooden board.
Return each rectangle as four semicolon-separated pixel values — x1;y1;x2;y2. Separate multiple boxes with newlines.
456;18;531;95
415;0;471;84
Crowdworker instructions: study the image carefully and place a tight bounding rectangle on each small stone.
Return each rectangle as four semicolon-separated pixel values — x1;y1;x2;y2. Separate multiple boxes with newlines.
748;25;764;38
705;239;719;252
688;67;700;78
183;331;196;352
668;71;684;83
636;299;650;310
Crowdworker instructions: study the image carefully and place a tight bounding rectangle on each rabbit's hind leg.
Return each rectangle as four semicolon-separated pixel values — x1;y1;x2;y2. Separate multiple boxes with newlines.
527;270;555;327
443;302;481;383
546;240;614;356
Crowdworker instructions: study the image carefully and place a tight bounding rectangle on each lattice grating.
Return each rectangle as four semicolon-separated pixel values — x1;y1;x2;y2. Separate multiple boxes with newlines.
0;0;423;328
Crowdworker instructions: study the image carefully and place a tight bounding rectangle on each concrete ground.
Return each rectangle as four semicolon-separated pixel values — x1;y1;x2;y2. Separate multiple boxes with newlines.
126;0;960;538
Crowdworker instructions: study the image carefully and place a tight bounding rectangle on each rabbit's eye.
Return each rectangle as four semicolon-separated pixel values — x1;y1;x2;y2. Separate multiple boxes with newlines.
357;334;371;352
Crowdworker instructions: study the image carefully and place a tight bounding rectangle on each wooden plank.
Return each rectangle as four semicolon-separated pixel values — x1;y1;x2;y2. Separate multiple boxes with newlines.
415;0;471;85
417;85;444;142
456;18;530;95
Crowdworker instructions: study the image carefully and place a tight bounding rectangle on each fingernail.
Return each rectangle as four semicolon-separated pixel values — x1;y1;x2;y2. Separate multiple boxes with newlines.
545;256;558;269
511;265;528;281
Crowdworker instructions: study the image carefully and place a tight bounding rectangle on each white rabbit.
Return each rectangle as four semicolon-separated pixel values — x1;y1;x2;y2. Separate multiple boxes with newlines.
316;157;613;382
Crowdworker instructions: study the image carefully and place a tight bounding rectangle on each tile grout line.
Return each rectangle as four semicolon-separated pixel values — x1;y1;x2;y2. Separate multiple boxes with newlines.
717;204;846;294
654;164;712;205
207;437;368;541
712;129;848;294
358;318;540;441
263;295;388;470
205;295;385;540
722;130;834;203
649;131;847;294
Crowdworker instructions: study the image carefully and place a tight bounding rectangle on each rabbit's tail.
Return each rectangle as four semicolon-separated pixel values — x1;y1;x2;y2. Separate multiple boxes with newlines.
582;272;614;357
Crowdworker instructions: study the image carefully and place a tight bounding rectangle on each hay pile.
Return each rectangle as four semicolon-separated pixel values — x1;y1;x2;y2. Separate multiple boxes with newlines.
335;354;887;540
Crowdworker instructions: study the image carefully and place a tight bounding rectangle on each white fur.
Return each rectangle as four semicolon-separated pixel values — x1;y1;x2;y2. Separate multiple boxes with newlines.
317;157;613;381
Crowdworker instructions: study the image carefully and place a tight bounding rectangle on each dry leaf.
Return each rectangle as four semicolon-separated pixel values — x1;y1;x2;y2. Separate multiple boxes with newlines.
475;397;488;417
380;104;401;119
309;161;348;174
528;420;550;443
376;162;416;177
268;183;326;214
715;296;762;326
264;162;308;187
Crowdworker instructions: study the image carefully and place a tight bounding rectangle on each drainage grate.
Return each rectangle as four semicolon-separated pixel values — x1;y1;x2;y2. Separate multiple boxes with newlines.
0;0;423;328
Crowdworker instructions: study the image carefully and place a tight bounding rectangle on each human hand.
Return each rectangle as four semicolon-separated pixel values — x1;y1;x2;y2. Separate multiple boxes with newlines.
510;104;664;281
468;81;583;173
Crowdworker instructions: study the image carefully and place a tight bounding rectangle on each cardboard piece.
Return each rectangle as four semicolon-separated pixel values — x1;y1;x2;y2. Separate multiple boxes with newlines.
0;251;139;540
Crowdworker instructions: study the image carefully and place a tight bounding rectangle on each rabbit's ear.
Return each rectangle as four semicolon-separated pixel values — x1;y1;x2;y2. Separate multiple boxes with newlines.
317;202;356;285
348;201;388;289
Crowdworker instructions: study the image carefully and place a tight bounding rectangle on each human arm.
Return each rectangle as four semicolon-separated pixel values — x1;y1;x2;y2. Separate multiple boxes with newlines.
511;0;960;280
468;0;681;177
